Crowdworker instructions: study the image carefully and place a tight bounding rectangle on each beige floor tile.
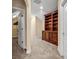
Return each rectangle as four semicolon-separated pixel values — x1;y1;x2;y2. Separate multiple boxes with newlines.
12;38;63;59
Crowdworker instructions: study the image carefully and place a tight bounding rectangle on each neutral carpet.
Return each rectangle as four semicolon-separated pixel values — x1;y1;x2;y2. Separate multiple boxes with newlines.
12;38;63;59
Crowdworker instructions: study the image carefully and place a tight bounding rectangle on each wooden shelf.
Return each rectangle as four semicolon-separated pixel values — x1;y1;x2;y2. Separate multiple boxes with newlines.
45;17;52;19
53;25;58;28
53;18;58;20
42;10;58;46
53;10;58;31
44;10;58;31
53;15;58;18
45;15;53;31
53;21;58;24
45;19;52;22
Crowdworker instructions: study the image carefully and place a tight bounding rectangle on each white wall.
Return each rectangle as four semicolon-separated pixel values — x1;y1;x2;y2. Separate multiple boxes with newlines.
36;17;44;39
58;0;67;58
58;0;64;56
31;16;36;39
63;3;67;59
26;0;31;54
13;0;32;54
12;0;26;49
31;16;44;39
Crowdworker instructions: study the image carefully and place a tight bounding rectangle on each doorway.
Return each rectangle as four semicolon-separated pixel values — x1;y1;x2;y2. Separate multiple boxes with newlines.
12;15;18;39
30;0;63;59
12;7;26;49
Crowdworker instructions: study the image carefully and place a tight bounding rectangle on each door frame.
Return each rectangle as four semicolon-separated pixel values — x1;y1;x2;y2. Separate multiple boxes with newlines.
12;7;26;49
63;3;67;59
58;0;67;58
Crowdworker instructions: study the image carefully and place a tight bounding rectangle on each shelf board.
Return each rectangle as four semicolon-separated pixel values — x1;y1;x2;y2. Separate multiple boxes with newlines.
45;17;52;19
53;24;57;25
53;22;58;24
53;15;58;18
53;13;58;15
45;20;52;22
45;13;52;17
53;18;58;20
53;20;58;22
44;10;58;31
53;26;58;28
45;21;52;23
45;22;52;24
53;26;57;28
45;24;52;26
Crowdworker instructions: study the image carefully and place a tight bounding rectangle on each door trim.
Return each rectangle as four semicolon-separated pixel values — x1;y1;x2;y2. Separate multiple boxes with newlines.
12;7;26;49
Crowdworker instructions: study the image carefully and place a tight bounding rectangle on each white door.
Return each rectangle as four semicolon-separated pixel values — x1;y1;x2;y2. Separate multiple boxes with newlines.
18;12;25;49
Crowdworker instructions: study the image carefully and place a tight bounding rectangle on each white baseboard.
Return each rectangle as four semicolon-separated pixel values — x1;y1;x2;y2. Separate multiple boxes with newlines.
57;47;64;56
26;48;31;54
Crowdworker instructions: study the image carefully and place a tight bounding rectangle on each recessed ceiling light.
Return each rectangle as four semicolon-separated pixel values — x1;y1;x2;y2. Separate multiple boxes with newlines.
40;6;43;10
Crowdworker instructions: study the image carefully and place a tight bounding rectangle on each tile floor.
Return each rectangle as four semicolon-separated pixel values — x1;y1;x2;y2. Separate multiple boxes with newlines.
12;38;63;59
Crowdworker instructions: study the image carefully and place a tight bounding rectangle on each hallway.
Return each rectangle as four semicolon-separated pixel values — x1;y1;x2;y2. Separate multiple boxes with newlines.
12;38;63;59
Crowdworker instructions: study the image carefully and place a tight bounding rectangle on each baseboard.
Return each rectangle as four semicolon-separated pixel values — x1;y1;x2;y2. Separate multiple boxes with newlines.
26;49;31;54
57;47;64;57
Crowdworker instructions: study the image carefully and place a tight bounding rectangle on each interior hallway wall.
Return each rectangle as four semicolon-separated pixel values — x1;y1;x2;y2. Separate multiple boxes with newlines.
58;0;67;57
36;17;44;39
12;0;26;9
12;17;18;37
63;3;67;59
58;0;64;56
26;0;32;54
13;0;32;54
31;16;44;39
12;0;27;50
31;16;36;39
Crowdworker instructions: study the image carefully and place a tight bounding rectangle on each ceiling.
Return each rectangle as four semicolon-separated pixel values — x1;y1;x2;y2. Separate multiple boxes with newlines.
12;8;21;19
12;0;58;20
12;8;17;13
31;0;58;19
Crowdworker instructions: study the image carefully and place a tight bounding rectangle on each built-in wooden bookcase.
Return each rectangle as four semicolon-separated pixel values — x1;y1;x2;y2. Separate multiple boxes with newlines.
45;13;53;31
53;10;58;31
42;10;58;46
